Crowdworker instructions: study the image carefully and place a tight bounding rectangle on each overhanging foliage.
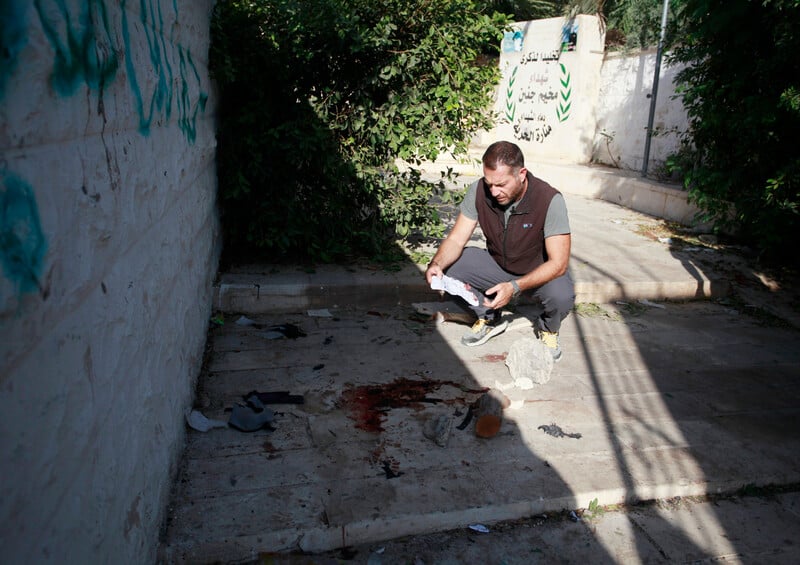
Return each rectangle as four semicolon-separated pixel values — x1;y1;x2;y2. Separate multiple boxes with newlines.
210;0;510;263
668;0;800;261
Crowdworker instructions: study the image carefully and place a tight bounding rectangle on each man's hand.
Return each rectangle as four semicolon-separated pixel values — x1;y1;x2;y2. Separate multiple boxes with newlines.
425;261;444;285
483;281;516;310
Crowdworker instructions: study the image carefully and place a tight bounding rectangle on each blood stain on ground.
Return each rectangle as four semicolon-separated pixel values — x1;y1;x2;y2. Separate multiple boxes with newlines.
480;353;508;363
340;377;488;433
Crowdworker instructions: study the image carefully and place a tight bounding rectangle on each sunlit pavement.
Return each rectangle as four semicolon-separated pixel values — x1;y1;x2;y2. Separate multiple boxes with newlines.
160;274;800;562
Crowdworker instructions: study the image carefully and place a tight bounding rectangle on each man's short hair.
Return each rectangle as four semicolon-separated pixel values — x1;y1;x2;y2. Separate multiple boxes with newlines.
482;141;525;171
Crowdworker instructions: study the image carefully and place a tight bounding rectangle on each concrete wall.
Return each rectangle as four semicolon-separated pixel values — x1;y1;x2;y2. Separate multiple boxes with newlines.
488;15;606;164
480;16;688;177
0;1;219;563
592;49;688;175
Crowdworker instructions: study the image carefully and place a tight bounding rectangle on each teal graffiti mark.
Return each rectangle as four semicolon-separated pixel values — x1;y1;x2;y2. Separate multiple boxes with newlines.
34;0;119;95
177;48;208;143
0;171;48;296
121;0;208;143
0;0;29;99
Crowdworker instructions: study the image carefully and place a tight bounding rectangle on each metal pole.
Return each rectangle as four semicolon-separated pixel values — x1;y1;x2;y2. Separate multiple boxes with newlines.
642;0;670;177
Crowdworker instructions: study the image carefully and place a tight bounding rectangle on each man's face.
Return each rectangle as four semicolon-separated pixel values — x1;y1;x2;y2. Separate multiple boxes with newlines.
483;164;527;206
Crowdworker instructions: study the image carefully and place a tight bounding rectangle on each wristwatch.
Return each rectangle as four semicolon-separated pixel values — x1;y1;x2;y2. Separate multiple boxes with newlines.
510;279;521;297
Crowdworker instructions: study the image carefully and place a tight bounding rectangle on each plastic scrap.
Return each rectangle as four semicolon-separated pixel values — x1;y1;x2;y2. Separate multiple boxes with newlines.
307;308;333;317
185;410;228;432
469;524;490;533
235;315;257;326
229;404;274;432
258;323;307;339
456;406;474;430
228;395;276;432
569;510;580;522
638;298;666;309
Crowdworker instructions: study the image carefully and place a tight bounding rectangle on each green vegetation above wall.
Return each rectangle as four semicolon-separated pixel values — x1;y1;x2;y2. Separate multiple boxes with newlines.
210;0;510;263
669;0;800;262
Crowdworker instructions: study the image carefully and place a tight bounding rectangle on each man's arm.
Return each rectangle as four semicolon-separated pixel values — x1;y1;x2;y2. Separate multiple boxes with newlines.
425;213;478;284
483;233;571;310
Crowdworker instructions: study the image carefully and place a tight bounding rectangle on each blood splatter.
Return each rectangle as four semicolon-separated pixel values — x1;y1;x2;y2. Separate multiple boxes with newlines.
340;377;487;433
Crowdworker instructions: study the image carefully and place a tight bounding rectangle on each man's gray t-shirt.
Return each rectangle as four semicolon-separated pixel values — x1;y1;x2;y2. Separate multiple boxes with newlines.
460;179;571;237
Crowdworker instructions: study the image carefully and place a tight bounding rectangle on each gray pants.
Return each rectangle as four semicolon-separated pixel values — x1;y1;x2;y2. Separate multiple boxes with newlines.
446;247;575;333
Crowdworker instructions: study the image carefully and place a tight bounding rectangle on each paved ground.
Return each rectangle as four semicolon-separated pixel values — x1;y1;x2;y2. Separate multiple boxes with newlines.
159;174;800;564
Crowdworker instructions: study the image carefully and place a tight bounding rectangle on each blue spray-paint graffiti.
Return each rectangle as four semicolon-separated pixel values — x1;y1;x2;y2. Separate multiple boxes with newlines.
176;48;208;144
34;0;119;96
0;0;29;99
121;0;208;143
0;171;48;296
28;0;208;144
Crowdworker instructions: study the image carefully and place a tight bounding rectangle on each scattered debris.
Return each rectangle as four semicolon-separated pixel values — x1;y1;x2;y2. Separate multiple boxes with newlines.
473;390;510;438
210;315;224;326
658;237;673;244
228;404;275;432
412;301;476;326
538;423;582;439
235;315;257;326
468;524;490;533
434;311;477;325
307;308;333;317
569;510;581;522
456;406;474;430
381;459;403;479
423;414;452;447
638;298;666;309
228;395;276;432
252;323;307;340
245;390;304;405
185;409;227;432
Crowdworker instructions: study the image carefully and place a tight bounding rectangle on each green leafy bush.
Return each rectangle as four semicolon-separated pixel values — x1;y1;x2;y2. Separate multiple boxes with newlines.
211;0;510;263
668;0;800;262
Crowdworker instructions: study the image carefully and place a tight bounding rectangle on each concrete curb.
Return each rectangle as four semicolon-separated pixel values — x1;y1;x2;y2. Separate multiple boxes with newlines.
213;266;729;314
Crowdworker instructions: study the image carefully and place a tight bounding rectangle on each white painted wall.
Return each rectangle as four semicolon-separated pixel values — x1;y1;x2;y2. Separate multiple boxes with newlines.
488;15;606;164
593;49;688;175
0;1;219;563
479;16;688;177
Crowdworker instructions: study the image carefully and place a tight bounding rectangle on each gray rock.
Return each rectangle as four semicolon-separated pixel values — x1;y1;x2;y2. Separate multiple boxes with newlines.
423;413;452;447
505;337;553;386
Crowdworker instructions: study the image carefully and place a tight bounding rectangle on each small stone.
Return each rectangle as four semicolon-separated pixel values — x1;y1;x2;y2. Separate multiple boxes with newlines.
423;414;452;447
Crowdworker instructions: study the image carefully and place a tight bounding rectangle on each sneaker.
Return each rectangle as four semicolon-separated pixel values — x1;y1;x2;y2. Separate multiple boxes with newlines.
538;330;562;362
461;318;508;347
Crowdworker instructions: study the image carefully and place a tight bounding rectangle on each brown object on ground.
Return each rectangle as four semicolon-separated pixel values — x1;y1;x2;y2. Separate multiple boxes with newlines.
473;389;510;438
435;311;477;325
